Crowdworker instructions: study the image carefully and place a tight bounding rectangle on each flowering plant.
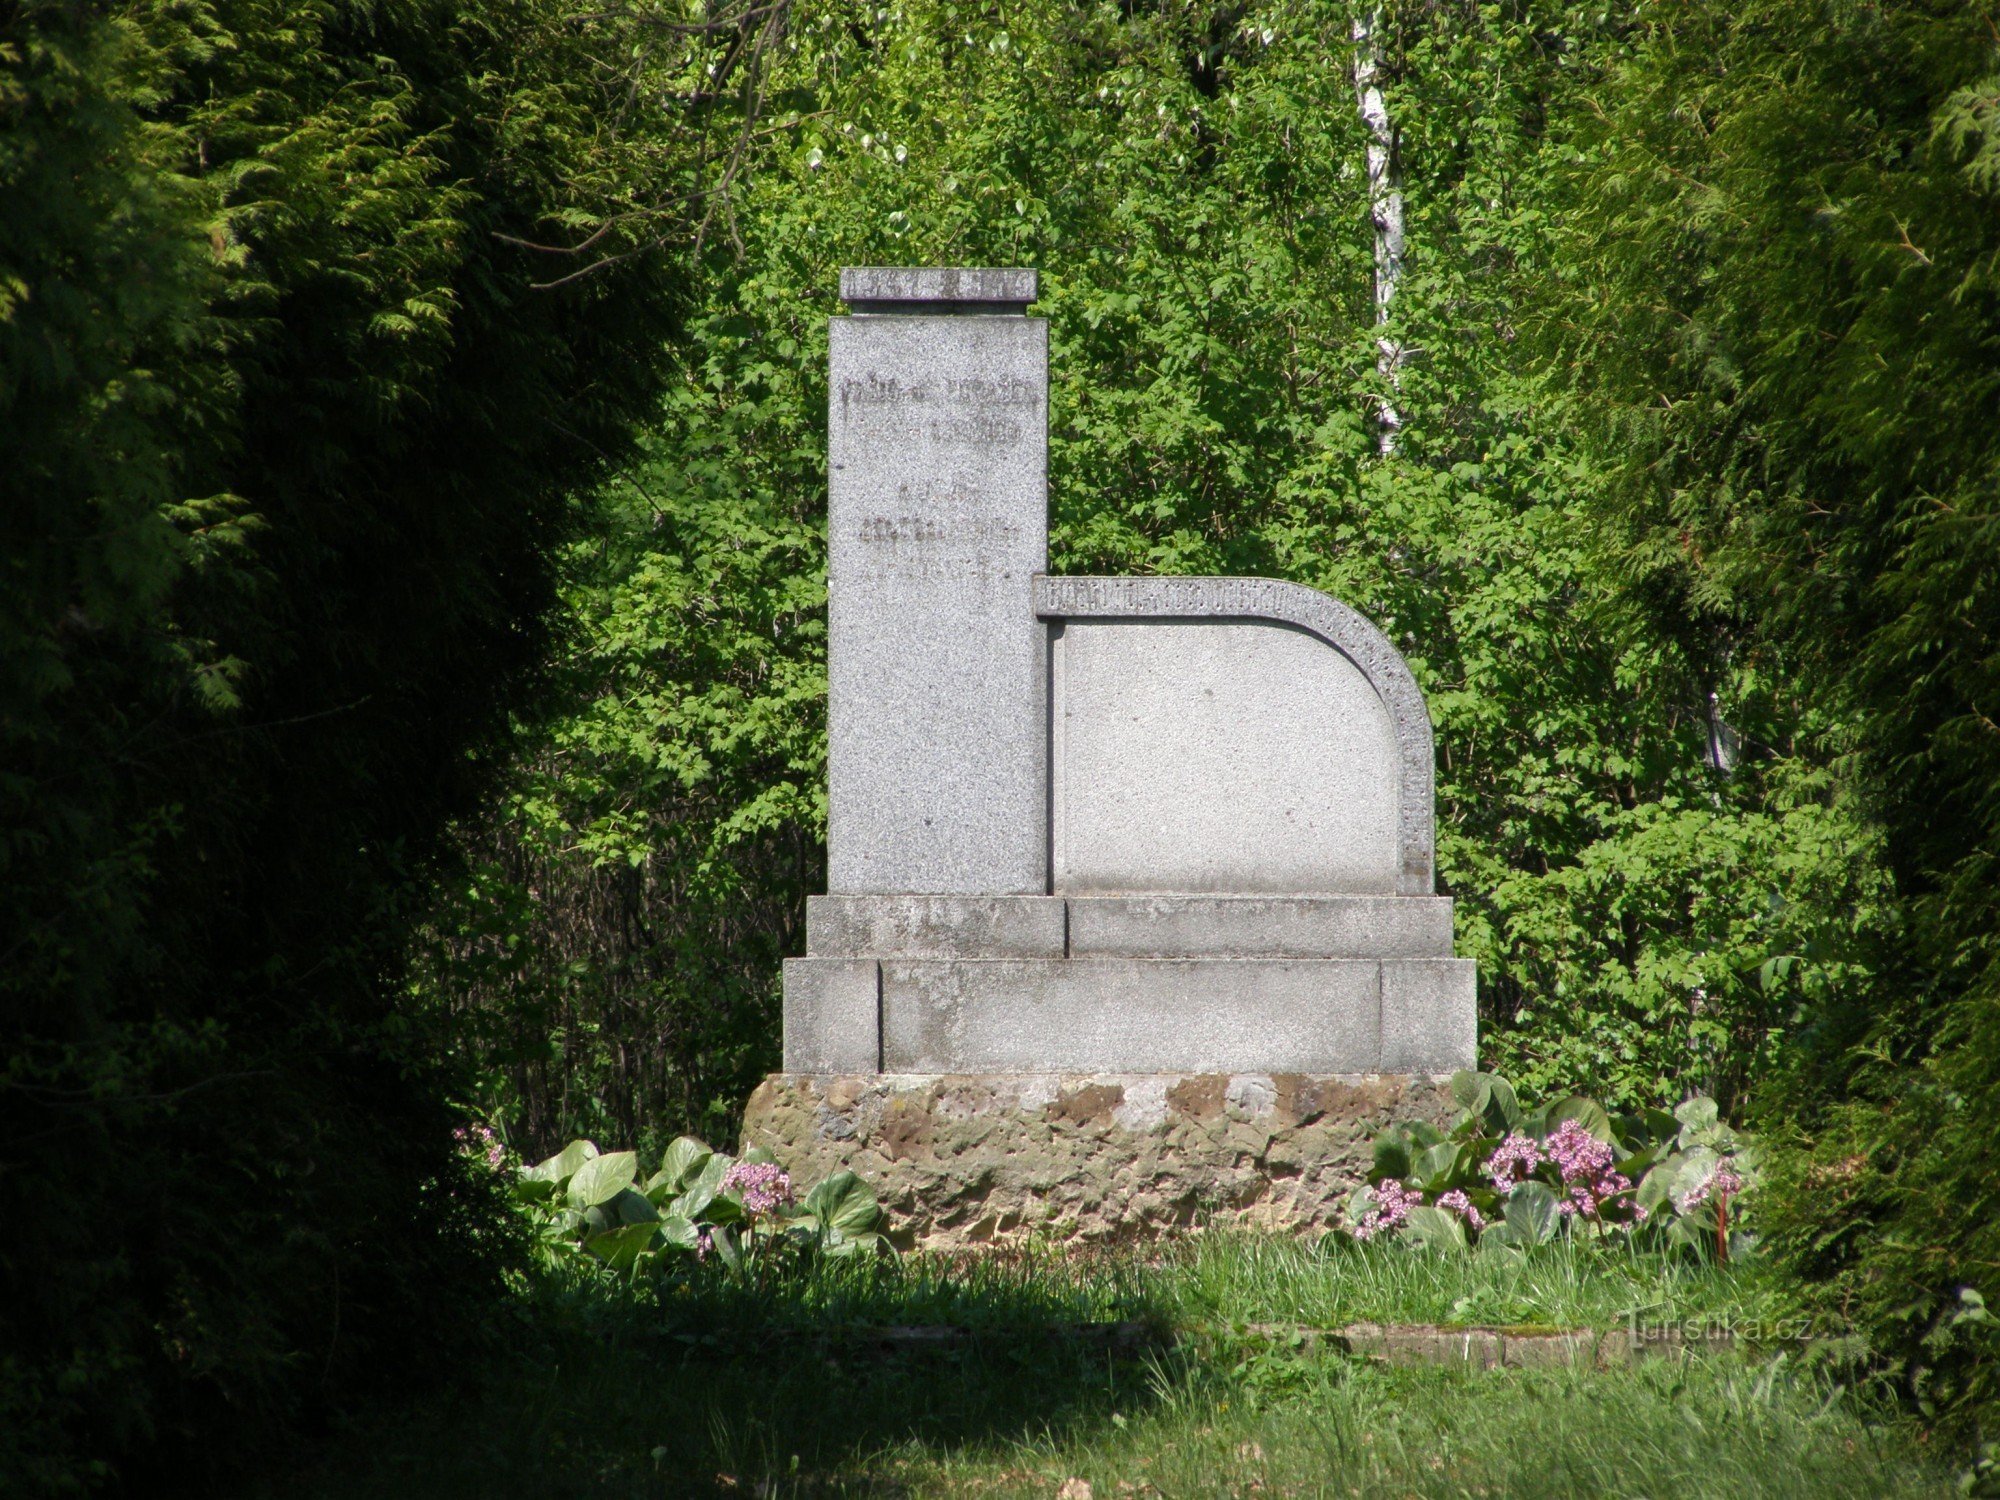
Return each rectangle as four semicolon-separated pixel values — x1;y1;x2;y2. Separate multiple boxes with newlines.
512;1134;890;1280
1339;1071;1755;1259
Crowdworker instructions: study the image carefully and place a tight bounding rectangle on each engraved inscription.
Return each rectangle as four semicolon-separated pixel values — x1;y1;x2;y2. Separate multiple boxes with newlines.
857;515;1023;545
838;372;1041;415
928;411;1022;445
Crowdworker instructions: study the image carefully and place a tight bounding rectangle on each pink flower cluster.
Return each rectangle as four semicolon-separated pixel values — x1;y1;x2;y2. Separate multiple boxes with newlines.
1545;1120;1614;1181
453;1123;506;1170
1541;1119;1638;1220
1482;1122;1643;1223
1674;1159;1744;1215
1352;1178;1424;1240
721;1161;793;1218
1437;1189;1485;1230
1486;1132;1543;1191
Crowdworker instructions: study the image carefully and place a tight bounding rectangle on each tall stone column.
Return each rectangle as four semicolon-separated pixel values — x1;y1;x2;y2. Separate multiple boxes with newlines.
826;267;1047;895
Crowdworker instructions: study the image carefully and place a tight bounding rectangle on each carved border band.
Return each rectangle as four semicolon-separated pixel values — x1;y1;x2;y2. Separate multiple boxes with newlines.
1033;574;1436;896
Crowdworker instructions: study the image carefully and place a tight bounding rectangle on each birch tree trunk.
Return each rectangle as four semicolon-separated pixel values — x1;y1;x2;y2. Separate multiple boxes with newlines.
1351;4;1405;455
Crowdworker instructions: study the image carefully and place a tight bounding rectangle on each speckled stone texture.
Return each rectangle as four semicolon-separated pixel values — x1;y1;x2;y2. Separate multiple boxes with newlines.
826;281;1048;897
740;1071;1457;1246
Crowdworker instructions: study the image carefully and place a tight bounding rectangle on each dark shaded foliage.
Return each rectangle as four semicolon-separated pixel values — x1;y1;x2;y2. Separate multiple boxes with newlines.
0;0;693;1489
1546;0;2000;1442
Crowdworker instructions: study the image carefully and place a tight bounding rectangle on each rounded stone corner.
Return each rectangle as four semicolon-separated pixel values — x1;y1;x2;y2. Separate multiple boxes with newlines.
1034;574;1436;894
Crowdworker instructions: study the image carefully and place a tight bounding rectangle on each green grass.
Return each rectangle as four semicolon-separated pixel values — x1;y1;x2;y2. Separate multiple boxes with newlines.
260;1239;1952;1499
1147;1232;1788;1332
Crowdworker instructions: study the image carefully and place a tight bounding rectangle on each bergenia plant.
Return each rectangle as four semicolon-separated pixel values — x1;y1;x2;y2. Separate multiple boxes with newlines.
512;1135;891;1281
1339;1071;1755;1259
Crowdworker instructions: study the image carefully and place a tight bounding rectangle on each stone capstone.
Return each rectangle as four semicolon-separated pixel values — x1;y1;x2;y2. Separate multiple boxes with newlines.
739;1070;1456;1247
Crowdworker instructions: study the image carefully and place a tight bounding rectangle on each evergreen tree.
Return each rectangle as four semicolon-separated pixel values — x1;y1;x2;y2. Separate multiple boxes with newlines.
1547;0;2000;1436
0;0;719;1487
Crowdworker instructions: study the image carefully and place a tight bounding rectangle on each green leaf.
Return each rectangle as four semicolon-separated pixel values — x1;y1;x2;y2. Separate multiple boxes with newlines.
1450;1070;1491;1117
1412;1142;1465;1193
611;1187;660;1226
1402;1205;1469;1253
585;1221;659;1273
1505;1181;1561;1245
650;1136;712;1198
708;1223;745;1275
1371;1134;1413;1182
824;1230;889;1259
1450;1071;1521;1133
802;1170;883;1235
674;1152;733;1220
1549;1097;1613;1140
1674;1097;1720;1135
1636;1151;1689;1215
568;1150;638;1209
525;1139;598;1186
658;1216;701;1251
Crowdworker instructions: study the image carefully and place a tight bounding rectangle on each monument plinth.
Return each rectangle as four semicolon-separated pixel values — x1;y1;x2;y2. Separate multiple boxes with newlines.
743;267;1474;1244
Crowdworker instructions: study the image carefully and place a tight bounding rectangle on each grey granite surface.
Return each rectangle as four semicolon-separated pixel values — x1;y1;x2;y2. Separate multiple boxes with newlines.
826;306;1047;894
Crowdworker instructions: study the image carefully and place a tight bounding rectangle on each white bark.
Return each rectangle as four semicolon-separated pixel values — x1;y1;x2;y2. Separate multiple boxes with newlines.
1351;5;1405;455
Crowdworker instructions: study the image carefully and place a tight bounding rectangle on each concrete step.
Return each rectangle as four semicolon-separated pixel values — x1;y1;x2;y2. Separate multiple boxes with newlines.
782;954;1474;1076
807;893;1455;961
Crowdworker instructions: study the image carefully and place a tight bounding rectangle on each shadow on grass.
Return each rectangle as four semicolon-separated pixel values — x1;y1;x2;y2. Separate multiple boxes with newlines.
272;1248;1176;1500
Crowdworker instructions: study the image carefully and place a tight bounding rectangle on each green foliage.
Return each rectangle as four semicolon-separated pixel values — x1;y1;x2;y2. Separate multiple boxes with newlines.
0;0;709;1491
1541;0;2000;1443
515;1135;889;1282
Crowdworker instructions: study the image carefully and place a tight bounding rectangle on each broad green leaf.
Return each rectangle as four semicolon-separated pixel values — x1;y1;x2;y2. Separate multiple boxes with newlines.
1450;1071;1491;1117
1485;1075;1522;1131
525;1139;597;1185
658;1215;701;1251
802;1171;883;1235
708;1223;745;1275
674;1152;732;1220
1549;1097;1613;1141
1636;1152;1688;1215
1413;1142;1464;1193
1674;1097;1720;1135
1402;1205;1469;1253
568;1150;638;1209
1371;1135;1413;1182
1505;1181;1561;1245
653;1136;712;1195
825;1229;889;1259
611;1187;659;1226
585;1221;659;1273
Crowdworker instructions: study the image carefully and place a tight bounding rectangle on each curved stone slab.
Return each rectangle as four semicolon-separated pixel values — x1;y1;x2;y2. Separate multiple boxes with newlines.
1034;575;1436;895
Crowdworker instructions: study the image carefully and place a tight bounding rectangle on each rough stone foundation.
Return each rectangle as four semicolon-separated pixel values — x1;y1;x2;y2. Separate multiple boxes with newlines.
740;1071;1455;1248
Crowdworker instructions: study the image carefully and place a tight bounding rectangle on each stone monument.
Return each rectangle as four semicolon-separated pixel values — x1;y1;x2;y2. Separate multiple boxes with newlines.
741;267;1476;1243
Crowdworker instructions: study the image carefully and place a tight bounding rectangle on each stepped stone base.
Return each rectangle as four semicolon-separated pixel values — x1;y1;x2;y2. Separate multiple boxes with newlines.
784;894;1478;1076
739;1070;1455;1248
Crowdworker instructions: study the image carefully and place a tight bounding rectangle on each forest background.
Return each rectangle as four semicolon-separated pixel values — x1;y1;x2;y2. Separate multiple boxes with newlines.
5;0;2000;1493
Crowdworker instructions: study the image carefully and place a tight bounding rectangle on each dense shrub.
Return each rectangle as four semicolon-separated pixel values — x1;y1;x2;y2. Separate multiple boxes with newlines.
0;0;709;1489
1544;0;2000;1442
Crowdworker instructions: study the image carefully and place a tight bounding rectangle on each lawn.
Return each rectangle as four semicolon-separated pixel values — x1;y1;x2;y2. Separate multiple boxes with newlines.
264;1237;1952;1499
